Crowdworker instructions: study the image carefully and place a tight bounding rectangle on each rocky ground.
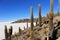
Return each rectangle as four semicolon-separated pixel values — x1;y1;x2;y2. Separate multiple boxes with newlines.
7;16;60;40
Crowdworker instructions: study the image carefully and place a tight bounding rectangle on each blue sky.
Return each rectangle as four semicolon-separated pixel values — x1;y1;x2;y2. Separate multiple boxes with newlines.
0;0;59;22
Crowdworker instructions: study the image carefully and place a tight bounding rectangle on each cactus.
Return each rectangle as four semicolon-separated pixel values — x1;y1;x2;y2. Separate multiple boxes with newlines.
46;0;54;30
49;12;54;19
9;26;13;40
30;6;34;38
9;29;11;40
38;4;41;27
19;27;21;36
36;19;38;26
58;6;60;16
46;10;54;20
50;0;54;12
36;21;37;26
46;13;50;19
42;17;45;23
49;12;54;30
46;12;54;29
57;0;60;17
27;22;28;29
49;0;54;19
4;25;8;40
49;3;54;29
10;26;13;35
24;26;25;30
30;30;33;38
57;7;59;16
30;6;34;30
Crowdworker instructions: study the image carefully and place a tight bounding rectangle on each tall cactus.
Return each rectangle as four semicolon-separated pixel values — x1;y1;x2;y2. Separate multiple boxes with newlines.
19;27;21;36
30;6;34;38
38;4;41;27
57;0;60;16
50;0;54;12
57;7;59;16
50;0;54;19
30;6;34;30
49;0;54;29
4;25;8;40
45;0;54;39
9;26;13;40
58;0;60;16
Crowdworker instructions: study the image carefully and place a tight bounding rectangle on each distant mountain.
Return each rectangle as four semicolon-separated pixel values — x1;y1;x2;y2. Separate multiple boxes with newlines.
12;13;60;23
12;18;38;23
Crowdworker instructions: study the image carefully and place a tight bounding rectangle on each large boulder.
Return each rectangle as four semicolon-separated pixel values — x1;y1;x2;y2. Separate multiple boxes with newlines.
53;16;60;27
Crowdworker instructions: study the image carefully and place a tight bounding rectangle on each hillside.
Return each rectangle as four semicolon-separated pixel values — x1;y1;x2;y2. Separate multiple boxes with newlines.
4;0;60;40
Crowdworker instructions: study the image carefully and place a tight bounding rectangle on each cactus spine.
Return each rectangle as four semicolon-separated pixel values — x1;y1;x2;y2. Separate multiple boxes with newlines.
30;6;34;38
5;25;8;40
38;4;41;27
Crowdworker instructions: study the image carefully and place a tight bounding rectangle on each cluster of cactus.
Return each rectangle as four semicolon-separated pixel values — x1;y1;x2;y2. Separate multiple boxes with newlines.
38;4;41;27
4;25;13;40
29;4;42;39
